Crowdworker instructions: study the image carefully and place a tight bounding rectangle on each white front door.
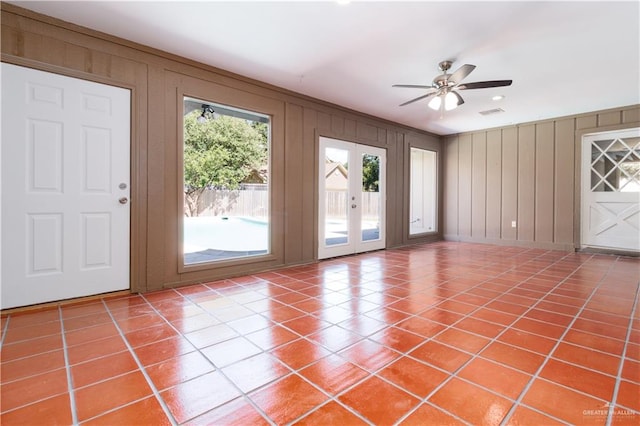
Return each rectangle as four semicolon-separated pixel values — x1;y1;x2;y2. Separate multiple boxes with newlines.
1;63;131;309
318;137;386;259
581;128;640;252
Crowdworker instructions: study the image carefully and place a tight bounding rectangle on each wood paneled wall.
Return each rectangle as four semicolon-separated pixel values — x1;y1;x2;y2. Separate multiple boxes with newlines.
443;106;640;250
1;4;441;293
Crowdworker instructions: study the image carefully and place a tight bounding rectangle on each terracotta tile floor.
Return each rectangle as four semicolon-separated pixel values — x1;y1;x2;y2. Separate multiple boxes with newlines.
2;242;639;425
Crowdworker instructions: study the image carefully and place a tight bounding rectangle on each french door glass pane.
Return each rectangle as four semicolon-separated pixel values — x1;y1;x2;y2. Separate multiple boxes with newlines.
324;147;349;246
362;153;380;242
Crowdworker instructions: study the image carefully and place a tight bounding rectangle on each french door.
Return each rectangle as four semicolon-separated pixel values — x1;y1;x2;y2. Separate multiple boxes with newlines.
1;63;131;309
318;137;386;259
581;128;640;252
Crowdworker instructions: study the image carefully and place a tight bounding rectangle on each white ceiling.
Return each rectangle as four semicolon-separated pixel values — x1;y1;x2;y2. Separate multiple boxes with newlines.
10;1;640;135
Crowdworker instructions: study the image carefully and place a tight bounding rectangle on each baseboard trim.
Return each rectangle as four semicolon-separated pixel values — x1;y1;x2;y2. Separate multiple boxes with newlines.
1;290;132;316
443;235;576;251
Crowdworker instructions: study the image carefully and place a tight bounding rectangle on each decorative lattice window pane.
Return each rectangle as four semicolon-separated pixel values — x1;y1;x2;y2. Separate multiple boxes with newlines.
590;137;640;192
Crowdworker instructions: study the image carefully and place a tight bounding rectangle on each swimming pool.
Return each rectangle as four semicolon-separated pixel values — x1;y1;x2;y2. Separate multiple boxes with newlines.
183;216;268;258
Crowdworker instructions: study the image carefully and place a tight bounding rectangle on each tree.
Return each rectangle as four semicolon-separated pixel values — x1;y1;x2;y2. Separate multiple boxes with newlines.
183;112;268;216
362;154;379;192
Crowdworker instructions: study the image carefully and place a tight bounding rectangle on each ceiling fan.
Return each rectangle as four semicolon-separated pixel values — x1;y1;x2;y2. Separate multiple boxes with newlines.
393;60;512;111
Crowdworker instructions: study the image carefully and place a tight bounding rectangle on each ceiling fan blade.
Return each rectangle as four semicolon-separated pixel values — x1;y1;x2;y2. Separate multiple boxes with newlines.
457;80;513;90
399;91;437;107
448;64;476;84
392;84;434;89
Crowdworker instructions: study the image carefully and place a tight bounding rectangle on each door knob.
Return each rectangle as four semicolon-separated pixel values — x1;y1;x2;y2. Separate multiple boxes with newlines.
351;204;357;208
119;197;129;205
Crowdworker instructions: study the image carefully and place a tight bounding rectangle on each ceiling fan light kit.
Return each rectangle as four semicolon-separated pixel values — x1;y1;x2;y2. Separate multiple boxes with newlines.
393;60;513;113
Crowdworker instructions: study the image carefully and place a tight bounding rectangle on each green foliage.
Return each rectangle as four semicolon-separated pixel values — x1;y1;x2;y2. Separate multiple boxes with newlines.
183;111;268;216
184;112;268;192
362;154;379;192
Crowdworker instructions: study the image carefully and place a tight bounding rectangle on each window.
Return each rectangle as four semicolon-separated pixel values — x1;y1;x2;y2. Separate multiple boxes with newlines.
182;96;270;265
590;137;640;192
410;147;437;235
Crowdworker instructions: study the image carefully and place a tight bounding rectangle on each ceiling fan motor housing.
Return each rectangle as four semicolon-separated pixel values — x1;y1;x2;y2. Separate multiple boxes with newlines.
433;75;450;88
438;60;453;72
434;61;455;87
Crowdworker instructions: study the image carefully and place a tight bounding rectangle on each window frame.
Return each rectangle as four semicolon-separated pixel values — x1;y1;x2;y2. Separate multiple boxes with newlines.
181;95;272;268
408;146;439;237
174;79;285;276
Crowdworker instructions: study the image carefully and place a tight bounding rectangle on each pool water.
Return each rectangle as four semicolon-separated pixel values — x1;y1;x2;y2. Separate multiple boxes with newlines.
183;216;268;255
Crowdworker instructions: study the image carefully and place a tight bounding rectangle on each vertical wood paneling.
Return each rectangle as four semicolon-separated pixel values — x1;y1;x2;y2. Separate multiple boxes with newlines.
535;122;555;243
356;122;378;141
501;127;518;240
162;72;178;283
39;35;65;67
344;119;357;138
486;130;502;239
1;25;19;56
387;132;402;247
317;111;331;133
517;125;535;241
622;107;640;124
302;107;317;261
63;42;88;70
444;136;459;237
576;115;598;129
87;50;111;76
378;128;387;144
109;56;135;82
331;115;344;135
554;118;575;244
598;111;622;127
284;103;304;264
471;132;487;238
131;63;149;292
458;134;472;237
22;31;44;60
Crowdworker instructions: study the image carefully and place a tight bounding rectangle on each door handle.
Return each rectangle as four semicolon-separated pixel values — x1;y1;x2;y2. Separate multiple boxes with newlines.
351;204;357;208
119;197;129;205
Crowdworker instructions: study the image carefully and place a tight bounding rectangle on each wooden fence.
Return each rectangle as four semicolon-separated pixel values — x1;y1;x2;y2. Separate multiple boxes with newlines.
187;187;380;219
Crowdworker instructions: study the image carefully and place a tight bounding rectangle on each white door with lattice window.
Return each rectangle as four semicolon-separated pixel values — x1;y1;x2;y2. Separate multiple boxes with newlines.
1;63;131;309
581;128;640;252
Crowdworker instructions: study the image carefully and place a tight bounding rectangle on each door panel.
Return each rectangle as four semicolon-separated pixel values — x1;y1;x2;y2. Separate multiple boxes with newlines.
581;128;640;252
1;63;131;309
318;137;385;259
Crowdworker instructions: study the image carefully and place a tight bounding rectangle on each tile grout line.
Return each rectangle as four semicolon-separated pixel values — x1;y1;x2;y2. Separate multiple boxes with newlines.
0;315;10;347
283;371;378;426
401;251;608;420
185;270;455;425
2;243;636;426
58;306;79;425
606;275;640;426
138;293;278;426
326;249;550;423
100;299;179;426
317;248;570;425
165;249;627;426
498;253;620;426
392;249;586;425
